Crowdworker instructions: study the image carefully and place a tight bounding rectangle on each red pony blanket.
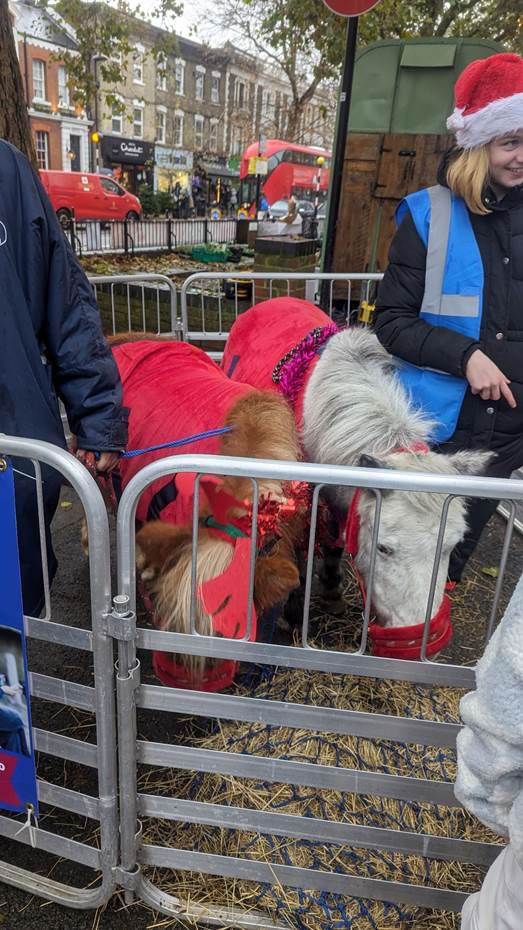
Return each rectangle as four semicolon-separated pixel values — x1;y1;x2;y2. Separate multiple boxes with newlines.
110;339;301;690
114;340;252;523
221;297;336;424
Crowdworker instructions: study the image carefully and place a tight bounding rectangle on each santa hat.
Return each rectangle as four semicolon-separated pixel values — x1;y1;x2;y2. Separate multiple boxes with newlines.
447;52;523;149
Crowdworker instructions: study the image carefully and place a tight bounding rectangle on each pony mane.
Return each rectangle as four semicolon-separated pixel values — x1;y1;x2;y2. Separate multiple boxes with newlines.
302;327;437;466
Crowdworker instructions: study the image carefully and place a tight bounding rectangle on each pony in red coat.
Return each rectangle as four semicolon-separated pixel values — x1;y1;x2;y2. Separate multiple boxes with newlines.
222;298;490;652
85;335;302;689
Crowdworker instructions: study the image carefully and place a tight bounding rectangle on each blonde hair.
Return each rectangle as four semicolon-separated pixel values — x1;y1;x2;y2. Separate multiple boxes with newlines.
446;146;491;215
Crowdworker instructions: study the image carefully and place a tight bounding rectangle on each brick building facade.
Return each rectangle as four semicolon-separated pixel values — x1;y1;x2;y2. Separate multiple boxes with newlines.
12;0;90;173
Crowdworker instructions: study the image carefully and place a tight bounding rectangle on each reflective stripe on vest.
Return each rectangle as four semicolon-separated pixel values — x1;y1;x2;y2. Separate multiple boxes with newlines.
395;185;484;444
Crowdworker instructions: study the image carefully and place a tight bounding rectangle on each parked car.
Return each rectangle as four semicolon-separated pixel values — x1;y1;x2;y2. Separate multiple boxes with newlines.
268;198;315;220
39;170;142;227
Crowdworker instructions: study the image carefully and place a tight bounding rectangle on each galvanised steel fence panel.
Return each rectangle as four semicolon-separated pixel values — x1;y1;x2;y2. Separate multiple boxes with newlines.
67;217;238;256
0;437;120;909
114;452;520;927
179;271;383;358
88;273;180;337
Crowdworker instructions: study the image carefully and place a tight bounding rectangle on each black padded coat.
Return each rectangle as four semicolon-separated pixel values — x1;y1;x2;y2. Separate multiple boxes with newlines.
0;141;128;614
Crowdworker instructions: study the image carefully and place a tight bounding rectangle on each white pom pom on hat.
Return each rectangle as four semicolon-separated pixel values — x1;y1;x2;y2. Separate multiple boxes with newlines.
446;52;523;149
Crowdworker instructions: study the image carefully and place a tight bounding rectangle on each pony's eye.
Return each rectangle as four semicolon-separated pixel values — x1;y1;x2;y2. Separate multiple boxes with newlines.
377;543;394;556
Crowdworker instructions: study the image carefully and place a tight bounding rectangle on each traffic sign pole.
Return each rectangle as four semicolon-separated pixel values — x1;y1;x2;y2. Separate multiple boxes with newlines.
321;15;359;296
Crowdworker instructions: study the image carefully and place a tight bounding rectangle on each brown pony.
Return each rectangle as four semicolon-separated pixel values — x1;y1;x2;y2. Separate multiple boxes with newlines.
84;333;303;688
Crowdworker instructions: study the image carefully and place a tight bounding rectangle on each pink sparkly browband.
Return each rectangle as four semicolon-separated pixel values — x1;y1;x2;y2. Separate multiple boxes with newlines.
272;323;340;409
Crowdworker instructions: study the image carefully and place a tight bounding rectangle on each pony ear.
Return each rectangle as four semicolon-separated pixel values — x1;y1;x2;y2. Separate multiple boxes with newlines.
358;453;390;470
447;450;496;476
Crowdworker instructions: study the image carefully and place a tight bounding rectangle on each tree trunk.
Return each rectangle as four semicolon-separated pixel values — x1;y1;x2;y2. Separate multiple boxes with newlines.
0;0;36;165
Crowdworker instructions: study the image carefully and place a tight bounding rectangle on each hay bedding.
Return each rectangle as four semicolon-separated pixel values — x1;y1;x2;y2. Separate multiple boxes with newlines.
137;559;504;930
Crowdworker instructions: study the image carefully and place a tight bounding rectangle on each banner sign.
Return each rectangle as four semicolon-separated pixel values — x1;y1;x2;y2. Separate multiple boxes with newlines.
0;460;38;815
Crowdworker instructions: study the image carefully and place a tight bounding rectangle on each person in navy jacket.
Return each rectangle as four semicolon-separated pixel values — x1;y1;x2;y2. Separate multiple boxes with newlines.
0;140;128;616
374;53;523;584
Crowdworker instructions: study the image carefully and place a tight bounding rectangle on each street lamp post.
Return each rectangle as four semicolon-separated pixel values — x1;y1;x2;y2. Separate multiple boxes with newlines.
90;53;108;173
311;155;325;239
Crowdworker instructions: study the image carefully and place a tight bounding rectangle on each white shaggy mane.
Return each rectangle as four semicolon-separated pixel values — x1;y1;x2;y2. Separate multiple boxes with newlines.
302;327;436;466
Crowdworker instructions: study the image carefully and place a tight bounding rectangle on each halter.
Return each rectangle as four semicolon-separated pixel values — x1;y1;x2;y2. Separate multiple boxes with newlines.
345;444;453;660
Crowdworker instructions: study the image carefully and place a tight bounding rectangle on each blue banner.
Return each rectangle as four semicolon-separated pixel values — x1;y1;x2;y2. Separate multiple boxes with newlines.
0;460;38;815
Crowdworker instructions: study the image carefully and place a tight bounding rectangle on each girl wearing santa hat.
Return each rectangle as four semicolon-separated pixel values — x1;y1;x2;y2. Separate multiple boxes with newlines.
374;52;523;586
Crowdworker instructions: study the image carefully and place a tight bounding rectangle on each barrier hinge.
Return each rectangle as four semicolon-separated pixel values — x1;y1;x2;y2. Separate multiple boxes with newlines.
113;863;141;890
104;595;137;641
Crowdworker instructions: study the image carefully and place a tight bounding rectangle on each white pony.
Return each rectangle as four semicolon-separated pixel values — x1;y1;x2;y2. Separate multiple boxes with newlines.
222;298;490;628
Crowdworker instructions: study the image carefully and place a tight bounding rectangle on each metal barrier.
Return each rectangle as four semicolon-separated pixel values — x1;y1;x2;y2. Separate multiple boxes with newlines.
1;437;520;922
113;452;521;925
179;272;383;357
88;273;180;337
68;217;238;256
0;437;119;909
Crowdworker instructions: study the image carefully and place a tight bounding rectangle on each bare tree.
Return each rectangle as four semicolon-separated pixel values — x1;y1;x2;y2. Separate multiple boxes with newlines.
207;0;343;143
0;0;36;164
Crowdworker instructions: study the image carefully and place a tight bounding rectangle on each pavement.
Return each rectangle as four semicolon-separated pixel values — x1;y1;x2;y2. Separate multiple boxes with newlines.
0;483;522;929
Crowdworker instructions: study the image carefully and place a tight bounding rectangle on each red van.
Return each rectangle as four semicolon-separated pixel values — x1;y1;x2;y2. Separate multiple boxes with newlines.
39;170;142;225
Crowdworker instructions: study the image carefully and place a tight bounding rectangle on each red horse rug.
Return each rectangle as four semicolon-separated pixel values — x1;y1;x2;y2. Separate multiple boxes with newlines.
111;337;303;690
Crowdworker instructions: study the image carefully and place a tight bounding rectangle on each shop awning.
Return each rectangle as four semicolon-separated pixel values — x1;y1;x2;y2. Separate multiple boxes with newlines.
201;162;240;179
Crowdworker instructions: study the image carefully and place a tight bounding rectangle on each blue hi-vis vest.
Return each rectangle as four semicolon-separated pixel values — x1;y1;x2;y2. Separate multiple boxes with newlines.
395;185;484;443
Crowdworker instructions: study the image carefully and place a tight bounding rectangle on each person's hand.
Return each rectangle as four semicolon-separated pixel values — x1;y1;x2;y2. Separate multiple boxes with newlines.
76;450;120;473
465;349;516;408
2;684;22;698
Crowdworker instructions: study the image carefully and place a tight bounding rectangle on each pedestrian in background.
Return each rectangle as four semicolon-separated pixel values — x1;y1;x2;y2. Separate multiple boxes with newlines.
374;53;523;585
0;140;128;616
456;568;523;929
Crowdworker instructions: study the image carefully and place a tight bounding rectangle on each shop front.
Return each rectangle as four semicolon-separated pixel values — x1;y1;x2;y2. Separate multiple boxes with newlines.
155;146;193;194
101;135;155;194
197;159;240;216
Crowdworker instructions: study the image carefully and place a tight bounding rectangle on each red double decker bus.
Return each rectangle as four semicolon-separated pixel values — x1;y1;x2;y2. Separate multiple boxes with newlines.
238;139;331;215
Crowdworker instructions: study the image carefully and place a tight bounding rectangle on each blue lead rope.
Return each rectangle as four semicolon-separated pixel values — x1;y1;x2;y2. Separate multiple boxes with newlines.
119;425;233;459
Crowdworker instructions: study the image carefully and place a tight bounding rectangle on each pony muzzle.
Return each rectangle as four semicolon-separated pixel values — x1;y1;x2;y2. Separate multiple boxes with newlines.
345;489;453;660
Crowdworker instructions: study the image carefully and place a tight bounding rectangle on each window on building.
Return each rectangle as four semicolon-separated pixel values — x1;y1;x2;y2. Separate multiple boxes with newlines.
133;45;144;84
194;114;204;149
280;95;290;136
195;66;205;101
156;108;166;144
262;89;273;119
234;79;246;109
32;59;46;101
174;111;184;147
111;102;123;134
132;101;144;138
209;119;218;152
156;53;167;91
175;59;185;95
35;130;49;169
58;66;69;106
232;125;243;155
211;73;220;104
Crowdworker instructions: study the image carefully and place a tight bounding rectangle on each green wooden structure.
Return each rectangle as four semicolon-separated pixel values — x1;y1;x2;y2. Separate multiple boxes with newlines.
349;37;505;135
330;37;506;277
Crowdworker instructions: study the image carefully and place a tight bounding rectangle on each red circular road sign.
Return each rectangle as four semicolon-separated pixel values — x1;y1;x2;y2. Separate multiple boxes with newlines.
323;0;381;14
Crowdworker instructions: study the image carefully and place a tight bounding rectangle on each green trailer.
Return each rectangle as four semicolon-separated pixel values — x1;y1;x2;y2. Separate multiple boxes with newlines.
331;37;505;278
